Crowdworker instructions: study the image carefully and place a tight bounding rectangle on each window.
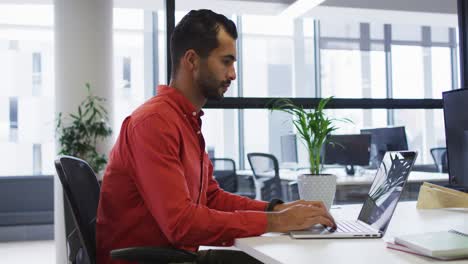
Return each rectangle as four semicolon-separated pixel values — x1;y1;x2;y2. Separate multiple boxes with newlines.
122;56;131;89
202;109;240;166
394;109;445;163
243;109;295;168
113;8;167;136
431;47;452;98
321;49;363;98
32;52;42;96
0;4;55;175
242;15;295;98
32;143;42;175
9;97;18;129
392;45;425;98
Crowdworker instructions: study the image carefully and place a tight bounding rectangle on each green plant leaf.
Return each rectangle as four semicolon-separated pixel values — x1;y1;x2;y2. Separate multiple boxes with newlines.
55;83;112;172
269;96;349;174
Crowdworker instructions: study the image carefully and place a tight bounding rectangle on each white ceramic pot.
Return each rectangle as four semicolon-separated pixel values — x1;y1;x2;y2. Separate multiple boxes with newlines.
297;174;337;210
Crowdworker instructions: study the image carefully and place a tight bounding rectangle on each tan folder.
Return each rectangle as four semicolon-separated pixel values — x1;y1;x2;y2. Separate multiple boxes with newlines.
416;182;468;209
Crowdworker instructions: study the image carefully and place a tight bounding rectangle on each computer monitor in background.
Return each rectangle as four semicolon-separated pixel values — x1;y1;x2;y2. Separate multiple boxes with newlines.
280;134;298;167
323;134;371;175
360;126;408;169
443;88;468;190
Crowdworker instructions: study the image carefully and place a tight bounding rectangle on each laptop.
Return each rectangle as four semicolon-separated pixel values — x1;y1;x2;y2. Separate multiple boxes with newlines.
290;151;418;239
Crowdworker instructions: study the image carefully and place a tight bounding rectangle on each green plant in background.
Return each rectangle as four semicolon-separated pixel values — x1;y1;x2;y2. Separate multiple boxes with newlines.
56;83;112;173
270;97;350;175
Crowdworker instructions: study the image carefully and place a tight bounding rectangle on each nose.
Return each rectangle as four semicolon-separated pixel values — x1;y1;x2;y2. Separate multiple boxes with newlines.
228;65;236;81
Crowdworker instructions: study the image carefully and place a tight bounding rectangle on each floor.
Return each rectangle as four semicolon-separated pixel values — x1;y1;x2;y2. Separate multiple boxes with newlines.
0;240;55;264
0;240;237;264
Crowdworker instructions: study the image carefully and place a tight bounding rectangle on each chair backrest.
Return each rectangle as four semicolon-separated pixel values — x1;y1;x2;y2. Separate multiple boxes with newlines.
247;153;282;201
55;156;101;264
430;147;448;173
247;153;280;180
211;158;237;193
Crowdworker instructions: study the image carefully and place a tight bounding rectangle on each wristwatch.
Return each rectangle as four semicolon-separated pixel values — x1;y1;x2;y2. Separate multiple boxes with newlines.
266;198;284;212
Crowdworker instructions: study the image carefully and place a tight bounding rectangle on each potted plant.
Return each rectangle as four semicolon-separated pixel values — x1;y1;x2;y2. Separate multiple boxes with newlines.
270;97;350;209
56;83;112;174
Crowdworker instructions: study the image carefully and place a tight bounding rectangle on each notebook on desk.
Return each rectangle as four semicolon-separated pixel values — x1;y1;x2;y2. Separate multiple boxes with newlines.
290;151;418;239
392;229;468;260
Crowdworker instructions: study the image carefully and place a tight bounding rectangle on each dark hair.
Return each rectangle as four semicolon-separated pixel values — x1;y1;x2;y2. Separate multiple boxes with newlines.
170;9;238;76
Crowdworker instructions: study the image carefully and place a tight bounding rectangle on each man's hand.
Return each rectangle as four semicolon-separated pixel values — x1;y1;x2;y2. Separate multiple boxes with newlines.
266;200;336;233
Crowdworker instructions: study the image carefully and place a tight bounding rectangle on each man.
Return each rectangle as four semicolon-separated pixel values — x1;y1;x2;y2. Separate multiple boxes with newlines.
96;9;336;264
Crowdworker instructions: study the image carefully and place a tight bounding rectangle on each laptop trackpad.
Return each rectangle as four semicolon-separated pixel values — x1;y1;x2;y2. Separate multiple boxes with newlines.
299;224;333;235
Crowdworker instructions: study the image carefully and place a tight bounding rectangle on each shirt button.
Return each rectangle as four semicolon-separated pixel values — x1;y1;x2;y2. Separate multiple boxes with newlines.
222;242;227;246
197;131;201;134
192;112;197;116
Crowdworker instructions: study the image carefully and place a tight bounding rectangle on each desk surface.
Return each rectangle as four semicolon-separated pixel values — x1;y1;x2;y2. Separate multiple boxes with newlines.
238;169;448;185
235;202;468;264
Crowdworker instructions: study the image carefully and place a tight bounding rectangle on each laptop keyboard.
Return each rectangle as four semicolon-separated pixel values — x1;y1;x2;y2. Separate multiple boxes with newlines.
336;220;375;233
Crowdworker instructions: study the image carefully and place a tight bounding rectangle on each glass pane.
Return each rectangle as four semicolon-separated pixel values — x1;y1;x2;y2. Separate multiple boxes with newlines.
0;4;54;176
243;36;293;97
370;22;384;41
242;15;294;98
326;109;388;134
431;47;452;98
392;24;421;42
320;20;360;39
322;47;387;99
113;8;146;137
394;109;445;164
321;49;362;98
392;45;424;98
431;26;449;44
243;109;269;166
369;49;387;98
0;97;8;142
202;109;239;167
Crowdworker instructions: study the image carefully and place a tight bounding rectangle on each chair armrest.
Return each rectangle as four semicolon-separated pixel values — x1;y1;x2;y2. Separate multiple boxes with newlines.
110;246;197;263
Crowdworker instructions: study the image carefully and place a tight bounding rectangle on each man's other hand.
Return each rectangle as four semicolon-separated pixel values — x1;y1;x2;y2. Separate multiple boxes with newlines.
266;200;336;233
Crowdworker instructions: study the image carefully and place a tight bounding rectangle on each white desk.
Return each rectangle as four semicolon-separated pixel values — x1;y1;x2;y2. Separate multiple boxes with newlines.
237;169;448;185
235;202;468;264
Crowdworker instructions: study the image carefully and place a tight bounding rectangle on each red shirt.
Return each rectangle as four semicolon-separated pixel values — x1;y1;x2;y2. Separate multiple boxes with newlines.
96;85;268;264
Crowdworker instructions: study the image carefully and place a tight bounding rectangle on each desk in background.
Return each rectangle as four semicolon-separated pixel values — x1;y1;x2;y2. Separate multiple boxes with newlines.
235;201;468;264
236;168;449;203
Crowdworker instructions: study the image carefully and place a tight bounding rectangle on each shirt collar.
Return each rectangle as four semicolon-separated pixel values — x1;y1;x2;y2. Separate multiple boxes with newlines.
157;85;204;118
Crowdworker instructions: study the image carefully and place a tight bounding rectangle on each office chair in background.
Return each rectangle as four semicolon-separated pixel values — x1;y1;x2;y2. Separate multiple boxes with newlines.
54;156;197;264
430;147;448;173
247;153;283;201
211;158;256;199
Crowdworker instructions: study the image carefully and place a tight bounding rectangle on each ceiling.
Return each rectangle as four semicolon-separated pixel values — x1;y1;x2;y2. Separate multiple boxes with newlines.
0;0;458;30
320;0;457;14
0;0;457;14
230;0;457;14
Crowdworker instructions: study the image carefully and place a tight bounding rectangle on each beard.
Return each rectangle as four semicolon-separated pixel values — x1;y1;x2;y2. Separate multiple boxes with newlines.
196;65;230;101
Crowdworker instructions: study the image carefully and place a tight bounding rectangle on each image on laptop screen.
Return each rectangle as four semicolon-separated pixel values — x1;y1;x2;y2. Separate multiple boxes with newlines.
358;151;417;233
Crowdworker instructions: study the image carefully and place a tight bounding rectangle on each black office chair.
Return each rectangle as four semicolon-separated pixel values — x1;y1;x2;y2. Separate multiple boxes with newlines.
211;158;255;199
54;155;197;264
430;147;448;173
247;153;283;201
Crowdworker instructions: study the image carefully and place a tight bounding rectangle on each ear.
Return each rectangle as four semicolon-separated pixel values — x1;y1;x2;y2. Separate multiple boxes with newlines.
182;49;199;72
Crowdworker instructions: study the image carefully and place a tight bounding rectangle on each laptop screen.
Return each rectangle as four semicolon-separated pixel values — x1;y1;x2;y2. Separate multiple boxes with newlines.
357;151;417;233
